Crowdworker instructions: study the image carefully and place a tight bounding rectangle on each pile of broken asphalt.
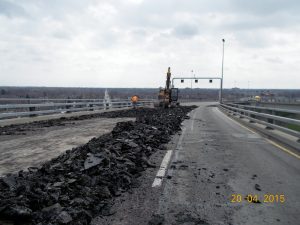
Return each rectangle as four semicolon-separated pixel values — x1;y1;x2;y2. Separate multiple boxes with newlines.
0;106;196;225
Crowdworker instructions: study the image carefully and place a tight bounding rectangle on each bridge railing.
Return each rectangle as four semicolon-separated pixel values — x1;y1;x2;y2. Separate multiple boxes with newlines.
220;103;300;139
0;98;155;119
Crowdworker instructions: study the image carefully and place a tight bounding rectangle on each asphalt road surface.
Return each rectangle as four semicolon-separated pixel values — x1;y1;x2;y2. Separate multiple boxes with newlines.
92;102;300;225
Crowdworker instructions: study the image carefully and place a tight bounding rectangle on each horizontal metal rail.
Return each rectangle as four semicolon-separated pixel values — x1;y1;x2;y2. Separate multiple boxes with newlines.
220;105;300;138
0;102;105;109
221;104;300;126
0;106;105;119
220;103;300;139
0;100;154;110
0;99;155;119
227;103;299;115
254;100;300;105
0;98;105;102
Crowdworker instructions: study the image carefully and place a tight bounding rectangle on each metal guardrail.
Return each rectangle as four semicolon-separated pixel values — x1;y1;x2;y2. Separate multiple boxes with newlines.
220;103;300;139
0;98;102;102
0;102;105;109
0;99;155;119
227;103;300;115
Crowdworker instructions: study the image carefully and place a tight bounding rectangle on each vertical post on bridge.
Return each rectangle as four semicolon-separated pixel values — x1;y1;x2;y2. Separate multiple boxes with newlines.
220;38;225;103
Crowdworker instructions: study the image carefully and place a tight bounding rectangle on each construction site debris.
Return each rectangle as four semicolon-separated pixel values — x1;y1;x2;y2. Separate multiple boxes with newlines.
0;106;196;224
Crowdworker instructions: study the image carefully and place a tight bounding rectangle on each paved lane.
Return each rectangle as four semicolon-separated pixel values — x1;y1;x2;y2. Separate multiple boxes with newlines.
156;102;300;225
92;102;300;225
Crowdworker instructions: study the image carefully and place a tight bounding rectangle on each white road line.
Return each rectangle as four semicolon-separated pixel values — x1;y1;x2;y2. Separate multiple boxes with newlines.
151;150;173;187
156;150;173;177
152;177;163;187
190;110;197;131
152;126;187;188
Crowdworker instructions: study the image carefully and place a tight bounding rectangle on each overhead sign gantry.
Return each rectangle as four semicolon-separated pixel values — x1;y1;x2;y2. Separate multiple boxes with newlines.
171;76;223;103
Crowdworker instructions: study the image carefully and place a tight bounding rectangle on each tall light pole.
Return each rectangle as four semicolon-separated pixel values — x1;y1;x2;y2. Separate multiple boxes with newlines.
247;80;250;98
191;70;193;89
220;38;225;103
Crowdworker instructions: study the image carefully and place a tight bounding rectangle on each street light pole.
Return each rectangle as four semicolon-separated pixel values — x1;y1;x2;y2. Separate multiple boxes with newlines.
191;70;193;89
220;38;225;103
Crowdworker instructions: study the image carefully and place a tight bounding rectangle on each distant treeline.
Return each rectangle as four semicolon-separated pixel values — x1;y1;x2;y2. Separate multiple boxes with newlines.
0;86;299;101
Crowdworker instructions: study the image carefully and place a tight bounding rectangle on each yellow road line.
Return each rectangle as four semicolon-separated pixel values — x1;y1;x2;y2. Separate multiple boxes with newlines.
266;139;300;160
218;109;255;134
219;108;300;160
231;119;256;134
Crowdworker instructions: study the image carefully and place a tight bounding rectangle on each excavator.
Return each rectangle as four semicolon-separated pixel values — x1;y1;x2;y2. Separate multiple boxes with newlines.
157;67;179;108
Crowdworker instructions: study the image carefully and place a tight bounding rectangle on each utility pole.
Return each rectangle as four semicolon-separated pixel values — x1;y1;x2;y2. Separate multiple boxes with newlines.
220;39;225;103
191;70;193;89
248;81;250;99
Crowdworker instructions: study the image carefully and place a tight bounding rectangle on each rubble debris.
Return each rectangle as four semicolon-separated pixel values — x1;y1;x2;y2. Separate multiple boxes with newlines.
84;153;103;170
0;106;196;224
148;214;165;225
57;211;73;224
0;107;190;136
245;196;261;204
178;164;189;170
251;174;257;180
175;212;209;225
0;120;66;136
254;184;261;191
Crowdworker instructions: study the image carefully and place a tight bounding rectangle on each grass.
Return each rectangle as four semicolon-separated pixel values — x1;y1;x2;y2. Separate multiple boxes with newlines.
287;124;300;132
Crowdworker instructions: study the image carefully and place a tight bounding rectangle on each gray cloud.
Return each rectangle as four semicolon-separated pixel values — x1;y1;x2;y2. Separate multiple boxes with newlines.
0;0;26;17
0;0;299;88
265;56;284;64
229;0;300;15
172;24;198;39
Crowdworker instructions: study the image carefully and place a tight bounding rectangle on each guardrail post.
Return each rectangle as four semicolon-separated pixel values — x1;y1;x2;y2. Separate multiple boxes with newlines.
249;114;256;123
239;109;244;118
266;110;274;130
66;99;71;113
103;100;110;110
232;108;237;116
27;98;36;117
29;106;36;117
89;104;93;111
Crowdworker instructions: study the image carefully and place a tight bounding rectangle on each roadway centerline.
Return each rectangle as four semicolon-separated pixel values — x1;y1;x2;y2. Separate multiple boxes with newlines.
151;150;173;187
152;126;187;187
151;110;193;188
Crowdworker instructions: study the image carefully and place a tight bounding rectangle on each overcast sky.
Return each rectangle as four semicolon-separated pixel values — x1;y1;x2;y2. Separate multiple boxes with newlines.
0;0;299;89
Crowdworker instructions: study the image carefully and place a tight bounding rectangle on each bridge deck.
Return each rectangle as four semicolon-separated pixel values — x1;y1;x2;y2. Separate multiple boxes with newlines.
92;102;300;225
0;103;299;224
